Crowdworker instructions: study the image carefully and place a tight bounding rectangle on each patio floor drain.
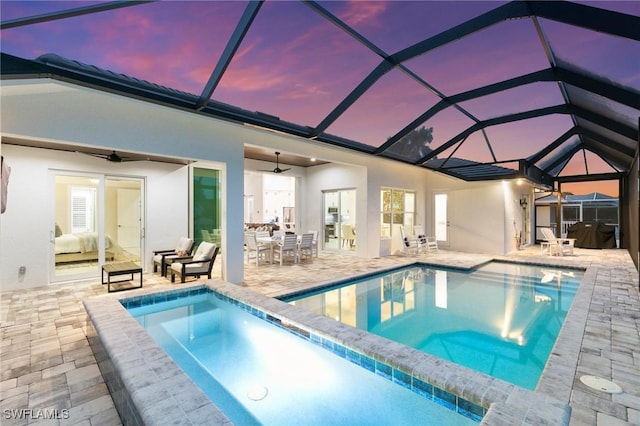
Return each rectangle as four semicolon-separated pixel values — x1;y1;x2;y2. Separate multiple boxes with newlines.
580;375;623;394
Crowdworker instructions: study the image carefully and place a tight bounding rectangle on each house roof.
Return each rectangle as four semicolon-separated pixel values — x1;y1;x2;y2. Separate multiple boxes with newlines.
536;192;620;204
1;1;638;187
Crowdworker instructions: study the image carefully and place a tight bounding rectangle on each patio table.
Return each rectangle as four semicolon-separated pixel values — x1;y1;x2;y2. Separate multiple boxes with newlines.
257;235;301;264
102;262;143;292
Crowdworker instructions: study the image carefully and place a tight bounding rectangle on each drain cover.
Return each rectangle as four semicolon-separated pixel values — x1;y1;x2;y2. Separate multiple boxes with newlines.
247;385;268;401
580;375;623;394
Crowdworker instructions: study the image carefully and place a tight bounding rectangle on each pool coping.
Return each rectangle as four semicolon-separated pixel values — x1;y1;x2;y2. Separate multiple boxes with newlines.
82;256;595;425
84;288;233;426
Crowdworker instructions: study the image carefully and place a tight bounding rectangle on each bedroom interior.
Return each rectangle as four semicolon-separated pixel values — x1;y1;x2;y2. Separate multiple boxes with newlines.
53;173;142;278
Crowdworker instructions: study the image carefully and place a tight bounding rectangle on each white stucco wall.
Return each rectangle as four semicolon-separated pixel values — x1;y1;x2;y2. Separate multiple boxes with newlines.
1;79;245;285
1;77;525;291
0;144;190;290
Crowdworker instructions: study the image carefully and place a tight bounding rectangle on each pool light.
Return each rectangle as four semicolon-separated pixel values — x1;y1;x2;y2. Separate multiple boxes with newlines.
247;385;269;401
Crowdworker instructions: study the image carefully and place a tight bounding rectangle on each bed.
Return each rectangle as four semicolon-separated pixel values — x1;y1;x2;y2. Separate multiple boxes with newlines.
55;232;114;263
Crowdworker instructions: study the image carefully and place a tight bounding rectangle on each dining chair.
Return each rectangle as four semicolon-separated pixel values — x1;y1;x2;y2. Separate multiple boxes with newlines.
298;233;315;262
245;232;271;265
273;234;298;265
308;230;319;257
341;224;356;248
255;230;271;240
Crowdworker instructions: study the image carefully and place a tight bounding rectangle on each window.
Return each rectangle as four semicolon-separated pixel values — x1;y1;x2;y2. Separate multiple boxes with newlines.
381;188;416;237
71;187;96;233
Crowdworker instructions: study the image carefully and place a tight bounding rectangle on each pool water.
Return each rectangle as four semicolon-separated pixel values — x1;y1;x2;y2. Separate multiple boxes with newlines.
128;293;478;425
286;261;583;389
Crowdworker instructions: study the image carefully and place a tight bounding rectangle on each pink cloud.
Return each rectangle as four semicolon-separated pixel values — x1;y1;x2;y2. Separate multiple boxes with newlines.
339;1;388;27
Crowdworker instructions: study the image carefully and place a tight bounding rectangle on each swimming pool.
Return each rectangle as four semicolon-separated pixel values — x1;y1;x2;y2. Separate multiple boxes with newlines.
285;261;583;390
126;289;479;425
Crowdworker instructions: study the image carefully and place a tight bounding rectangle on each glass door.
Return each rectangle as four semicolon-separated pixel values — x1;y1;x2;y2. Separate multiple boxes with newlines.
52;173;102;281
434;193;449;247
51;172;144;282
105;177;144;265
322;189;356;252
192;166;221;248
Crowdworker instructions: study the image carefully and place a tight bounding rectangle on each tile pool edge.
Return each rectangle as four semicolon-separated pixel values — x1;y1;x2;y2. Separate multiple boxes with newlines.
535;264;597;398
83;287;232;426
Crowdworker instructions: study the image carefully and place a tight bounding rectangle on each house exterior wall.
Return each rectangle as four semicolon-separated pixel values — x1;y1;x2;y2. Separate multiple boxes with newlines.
1;79;245;285
1;78;529;291
0;144;190;291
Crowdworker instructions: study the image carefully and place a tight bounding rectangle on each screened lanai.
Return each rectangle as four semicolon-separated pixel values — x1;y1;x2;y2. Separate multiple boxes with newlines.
1;0;638;189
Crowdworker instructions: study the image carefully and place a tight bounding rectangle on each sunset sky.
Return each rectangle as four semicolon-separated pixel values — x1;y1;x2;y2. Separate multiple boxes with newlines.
2;1;638;196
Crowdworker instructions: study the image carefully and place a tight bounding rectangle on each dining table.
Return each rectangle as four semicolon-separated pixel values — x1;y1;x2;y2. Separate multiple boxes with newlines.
256;234;301;264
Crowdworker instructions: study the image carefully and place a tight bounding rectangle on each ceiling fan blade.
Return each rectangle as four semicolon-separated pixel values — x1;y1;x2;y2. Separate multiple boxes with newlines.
257;152;291;173
76;150;147;162
119;156;150;162
76;150;108;160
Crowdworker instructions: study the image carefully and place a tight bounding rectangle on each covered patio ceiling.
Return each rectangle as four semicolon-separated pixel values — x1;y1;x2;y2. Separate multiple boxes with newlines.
1;1;638;188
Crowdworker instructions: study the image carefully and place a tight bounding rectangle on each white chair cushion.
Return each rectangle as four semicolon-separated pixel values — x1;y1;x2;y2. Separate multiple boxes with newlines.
177;237;194;253
193;242;215;261
171;262;208;274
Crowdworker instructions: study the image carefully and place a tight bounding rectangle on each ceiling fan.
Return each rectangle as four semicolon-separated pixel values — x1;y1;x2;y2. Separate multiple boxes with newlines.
259;152;291;174
78;150;149;162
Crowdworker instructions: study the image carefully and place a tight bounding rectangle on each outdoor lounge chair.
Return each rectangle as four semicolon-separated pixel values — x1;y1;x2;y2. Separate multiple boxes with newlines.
152;237;195;276
415;225;437;251
170;242;219;283
400;225;420;255
540;227;575;256
425;236;439;251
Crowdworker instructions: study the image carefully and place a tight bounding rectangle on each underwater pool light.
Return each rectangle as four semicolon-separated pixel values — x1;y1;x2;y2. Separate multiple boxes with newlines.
247;385;269;401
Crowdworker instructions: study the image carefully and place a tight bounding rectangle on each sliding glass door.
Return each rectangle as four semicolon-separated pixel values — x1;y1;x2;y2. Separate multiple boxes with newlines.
51;172;144;282
192;166;221;249
106;177;143;264
323;189;356;253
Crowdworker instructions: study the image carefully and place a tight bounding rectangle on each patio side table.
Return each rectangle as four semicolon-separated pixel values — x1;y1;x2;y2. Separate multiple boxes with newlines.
102;262;143;292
